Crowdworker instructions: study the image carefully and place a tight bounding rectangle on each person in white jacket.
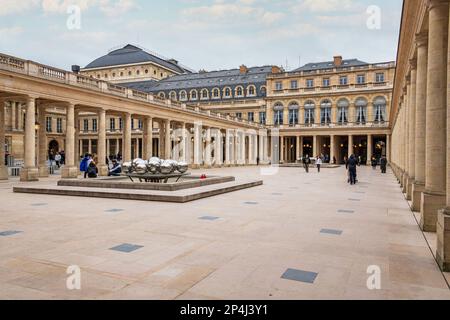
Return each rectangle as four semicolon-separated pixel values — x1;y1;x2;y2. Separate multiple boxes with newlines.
316;155;323;173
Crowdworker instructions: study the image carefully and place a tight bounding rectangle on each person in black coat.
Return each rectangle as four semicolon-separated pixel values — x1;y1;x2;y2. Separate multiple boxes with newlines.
303;155;311;173
348;155;358;185
380;156;388;174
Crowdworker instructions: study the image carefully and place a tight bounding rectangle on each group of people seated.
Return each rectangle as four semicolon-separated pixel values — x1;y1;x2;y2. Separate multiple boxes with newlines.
79;153;122;179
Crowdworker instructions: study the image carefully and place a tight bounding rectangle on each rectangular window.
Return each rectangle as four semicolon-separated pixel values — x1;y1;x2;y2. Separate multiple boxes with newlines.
375;73;385;83
119;118;123;130
306;79;314;88
131;119;135;130
357;74;366;84
248;112;254;122
138;119;143;129
236;113;242;119
56;118;63;133
92;119;97;132
46;117;52;133
83;119;89;132
259;112;266;125
339;76;348;85
110;118;115;131
290;80;298;89
275;82;283;91
289;109;299;126
322;78;330;87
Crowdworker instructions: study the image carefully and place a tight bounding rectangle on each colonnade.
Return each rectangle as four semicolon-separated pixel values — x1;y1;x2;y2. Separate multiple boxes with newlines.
0;98;270;181
391;0;450;271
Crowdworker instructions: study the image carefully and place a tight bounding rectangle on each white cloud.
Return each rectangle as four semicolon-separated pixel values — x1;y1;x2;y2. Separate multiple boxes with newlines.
0;0;40;16
295;0;354;13
98;0;137;17
0;26;24;36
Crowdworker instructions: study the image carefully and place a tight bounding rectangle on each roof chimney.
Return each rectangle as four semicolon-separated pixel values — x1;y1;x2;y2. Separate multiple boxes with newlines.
239;65;248;74
271;66;281;74
333;56;343;67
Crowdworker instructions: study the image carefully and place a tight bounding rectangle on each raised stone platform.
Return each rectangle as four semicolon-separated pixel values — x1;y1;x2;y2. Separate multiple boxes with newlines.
57;175;235;191
13;178;263;203
277;163;341;169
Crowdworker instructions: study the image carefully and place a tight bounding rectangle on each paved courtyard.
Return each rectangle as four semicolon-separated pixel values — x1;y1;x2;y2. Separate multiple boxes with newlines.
0;165;449;300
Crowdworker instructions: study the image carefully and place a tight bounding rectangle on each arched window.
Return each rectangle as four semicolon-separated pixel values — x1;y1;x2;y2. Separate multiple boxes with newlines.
136;70;140;75
260;86;267;96
273;103;284;126
169;91;177;101
247;85;256;96
320;99;332;125
355;98;368;124
304;100;315;126
337;99;349;125
180;91;187;101
158;92;165;99
190;90;198;100
212;88;220;99
224;87;232;98
236;86;244;97
201;89;209;100
373;97;387;123
288;102;299;126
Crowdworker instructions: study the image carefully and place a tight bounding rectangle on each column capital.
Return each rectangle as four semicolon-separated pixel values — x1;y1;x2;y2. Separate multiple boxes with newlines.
415;32;428;48
428;0;449;10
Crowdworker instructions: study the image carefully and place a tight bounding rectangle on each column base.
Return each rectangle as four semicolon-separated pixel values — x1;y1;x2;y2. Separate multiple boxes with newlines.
38;166;49;178
61;166;79;179
412;182;425;212
190;164;201;170
0;166;8;180
98;165;109;177
420;191;446;232
402;174;408;193
436;208;450;272
406;177;414;201
20;167;39;182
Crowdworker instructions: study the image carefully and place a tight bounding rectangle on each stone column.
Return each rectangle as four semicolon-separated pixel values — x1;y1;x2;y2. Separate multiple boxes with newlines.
143;116;153;159
193;122;202;168
226;129;232;166
123;113;132;162
348;135;354;157
413;33;428;211
180;122;186;162
97;109;108;176
164;119;171;160
436;2;450;272
406;62;417;200
280;136;285;163
366;134;372;166
330;135;336;164
38;104;48;177
214;128;223;167
386;134;391;162
248;133;254;165
259;131;265;164
421;0;449;232
204;127;212;167
0;99;7;180
10;101;16;130
313;135;318;157
61;103;78;179
296;136;301;162
20;97;39;181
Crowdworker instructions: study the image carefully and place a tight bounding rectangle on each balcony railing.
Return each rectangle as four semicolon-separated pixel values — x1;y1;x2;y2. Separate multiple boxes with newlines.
267;121;390;130
0;52;265;130
269;82;392;96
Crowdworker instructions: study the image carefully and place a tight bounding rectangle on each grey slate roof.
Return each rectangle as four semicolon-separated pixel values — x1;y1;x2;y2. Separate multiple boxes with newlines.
119;66;274;99
84;44;189;74
293;59;369;72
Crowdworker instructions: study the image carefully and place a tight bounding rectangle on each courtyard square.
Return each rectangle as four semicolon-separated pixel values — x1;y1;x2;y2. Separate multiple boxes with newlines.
0;166;448;300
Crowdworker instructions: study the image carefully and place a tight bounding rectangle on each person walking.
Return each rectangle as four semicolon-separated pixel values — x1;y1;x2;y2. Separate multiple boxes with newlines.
54;152;62;169
348;154;358;185
380;156;387;174
316;155;322;173
371;156;377;170
303;154;311;173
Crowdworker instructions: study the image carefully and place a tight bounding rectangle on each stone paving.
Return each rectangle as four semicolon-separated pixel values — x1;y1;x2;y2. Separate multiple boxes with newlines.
0;165;449;300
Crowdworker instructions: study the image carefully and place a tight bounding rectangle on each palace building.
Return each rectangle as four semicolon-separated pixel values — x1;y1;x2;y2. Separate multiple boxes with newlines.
1;44;395;168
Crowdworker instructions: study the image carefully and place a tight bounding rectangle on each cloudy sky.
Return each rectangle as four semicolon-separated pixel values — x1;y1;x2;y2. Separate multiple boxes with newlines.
0;0;403;72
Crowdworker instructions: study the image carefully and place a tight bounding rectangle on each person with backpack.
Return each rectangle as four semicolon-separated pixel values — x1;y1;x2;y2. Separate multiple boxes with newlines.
348;154;358;185
80;153;92;179
303;154;311;173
